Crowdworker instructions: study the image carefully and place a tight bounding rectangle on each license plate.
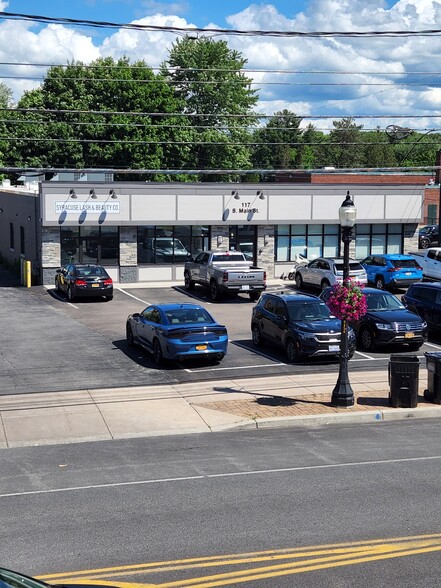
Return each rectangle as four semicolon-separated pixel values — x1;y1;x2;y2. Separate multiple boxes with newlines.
241;285;250;291
329;345;340;352
404;332;414;339
91;283;100;288
195;344;207;350
405;272;412;276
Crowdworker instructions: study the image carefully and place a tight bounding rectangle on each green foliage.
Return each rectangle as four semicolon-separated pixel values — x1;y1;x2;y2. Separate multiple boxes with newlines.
162;36;258;180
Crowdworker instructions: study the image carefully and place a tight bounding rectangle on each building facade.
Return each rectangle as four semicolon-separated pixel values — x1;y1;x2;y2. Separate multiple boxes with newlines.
0;178;426;285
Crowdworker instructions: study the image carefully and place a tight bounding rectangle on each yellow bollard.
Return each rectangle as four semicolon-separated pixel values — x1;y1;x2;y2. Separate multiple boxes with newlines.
25;260;32;288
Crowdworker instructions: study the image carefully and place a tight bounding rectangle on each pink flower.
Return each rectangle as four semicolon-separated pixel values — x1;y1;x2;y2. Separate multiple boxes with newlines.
325;280;367;321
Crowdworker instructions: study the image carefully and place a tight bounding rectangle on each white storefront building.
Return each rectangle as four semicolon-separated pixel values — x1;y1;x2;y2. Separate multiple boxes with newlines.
0;179;424;285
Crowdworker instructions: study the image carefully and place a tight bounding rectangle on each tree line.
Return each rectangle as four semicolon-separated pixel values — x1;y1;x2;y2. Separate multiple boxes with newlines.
0;35;440;182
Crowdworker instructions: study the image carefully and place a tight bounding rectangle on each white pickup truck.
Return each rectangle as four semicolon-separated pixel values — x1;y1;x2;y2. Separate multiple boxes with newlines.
184;250;266;301
411;248;441;280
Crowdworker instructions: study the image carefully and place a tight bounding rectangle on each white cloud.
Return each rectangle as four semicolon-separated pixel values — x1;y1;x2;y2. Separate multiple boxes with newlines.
0;0;441;130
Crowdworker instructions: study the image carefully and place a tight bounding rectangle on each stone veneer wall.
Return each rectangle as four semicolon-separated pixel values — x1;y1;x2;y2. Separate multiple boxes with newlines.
41;227;60;285
119;226;137;283
257;225;275;278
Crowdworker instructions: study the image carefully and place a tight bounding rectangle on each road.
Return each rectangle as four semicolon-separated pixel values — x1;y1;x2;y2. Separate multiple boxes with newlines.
2;421;441;587
1;278;441;395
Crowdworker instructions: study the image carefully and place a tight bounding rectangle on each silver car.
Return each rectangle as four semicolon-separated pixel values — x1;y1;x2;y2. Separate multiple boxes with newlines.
295;257;368;291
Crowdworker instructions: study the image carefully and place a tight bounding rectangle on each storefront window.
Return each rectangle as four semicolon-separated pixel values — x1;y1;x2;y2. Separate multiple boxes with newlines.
60;226;118;265
355;224;403;258
137;226;210;264
275;224;339;261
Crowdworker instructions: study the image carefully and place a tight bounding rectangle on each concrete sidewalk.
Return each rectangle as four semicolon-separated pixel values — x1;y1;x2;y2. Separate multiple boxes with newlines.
1;369;441;448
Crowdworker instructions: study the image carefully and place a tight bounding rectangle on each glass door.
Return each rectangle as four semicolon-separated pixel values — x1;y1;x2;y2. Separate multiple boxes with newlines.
229;225;257;265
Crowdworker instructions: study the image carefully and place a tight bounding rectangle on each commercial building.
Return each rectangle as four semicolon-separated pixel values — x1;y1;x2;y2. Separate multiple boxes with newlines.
0;174;427;285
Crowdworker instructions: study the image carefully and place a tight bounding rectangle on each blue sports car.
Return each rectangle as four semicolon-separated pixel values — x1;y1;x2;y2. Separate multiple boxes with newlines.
126;303;228;365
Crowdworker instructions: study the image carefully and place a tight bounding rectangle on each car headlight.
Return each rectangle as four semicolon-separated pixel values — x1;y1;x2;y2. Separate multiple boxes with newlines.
376;323;393;330
348;327;356;341
298;331;316;341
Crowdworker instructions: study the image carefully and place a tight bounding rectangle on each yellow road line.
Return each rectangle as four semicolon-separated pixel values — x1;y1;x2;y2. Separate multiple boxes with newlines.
37;533;441;588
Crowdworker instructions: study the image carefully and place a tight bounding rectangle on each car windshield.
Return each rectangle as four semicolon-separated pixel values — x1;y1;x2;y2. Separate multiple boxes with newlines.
366;293;404;311
287;301;332;321
165;308;214;325
391;259;419;269
77;266;105;276
0;569;49;588
334;262;364;271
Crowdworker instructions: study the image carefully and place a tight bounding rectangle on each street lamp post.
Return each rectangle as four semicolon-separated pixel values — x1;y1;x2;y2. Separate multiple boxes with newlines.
331;191;357;408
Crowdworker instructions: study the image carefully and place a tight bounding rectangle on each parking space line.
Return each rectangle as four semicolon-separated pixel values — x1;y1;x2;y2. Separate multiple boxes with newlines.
116;287;150;305
232;341;287;363
44;286;79;309
353;350;376;360
424;342;441;350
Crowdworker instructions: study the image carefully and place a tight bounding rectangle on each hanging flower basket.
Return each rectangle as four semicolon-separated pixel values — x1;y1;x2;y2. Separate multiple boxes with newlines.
325;280;367;322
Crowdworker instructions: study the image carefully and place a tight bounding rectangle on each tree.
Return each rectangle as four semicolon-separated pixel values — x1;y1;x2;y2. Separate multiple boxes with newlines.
363;128;397;168
251;110;303;174
324;117;364;168
162;36;258;181
8;57;192;180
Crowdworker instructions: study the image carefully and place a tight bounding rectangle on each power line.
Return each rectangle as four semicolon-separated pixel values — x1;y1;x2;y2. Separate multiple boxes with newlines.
2;11;441;38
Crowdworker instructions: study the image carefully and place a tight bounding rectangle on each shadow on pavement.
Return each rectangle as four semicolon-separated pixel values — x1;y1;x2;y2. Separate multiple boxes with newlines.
0;266;21;287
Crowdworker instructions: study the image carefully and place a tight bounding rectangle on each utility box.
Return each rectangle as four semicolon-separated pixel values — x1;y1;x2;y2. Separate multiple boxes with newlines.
424;352;441;404
388;354;419;408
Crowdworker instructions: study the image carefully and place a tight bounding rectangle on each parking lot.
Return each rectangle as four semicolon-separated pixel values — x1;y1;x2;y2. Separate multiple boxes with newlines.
1;278;432;393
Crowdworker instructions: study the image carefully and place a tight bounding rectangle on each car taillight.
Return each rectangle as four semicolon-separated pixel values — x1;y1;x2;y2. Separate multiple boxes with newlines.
222;272;228;282
263;271;266;281
416;265;422;270
75;279;87;286
103;278;113;285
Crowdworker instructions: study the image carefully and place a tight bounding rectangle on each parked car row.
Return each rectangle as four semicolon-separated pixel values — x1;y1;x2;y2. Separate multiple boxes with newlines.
294;254;423;293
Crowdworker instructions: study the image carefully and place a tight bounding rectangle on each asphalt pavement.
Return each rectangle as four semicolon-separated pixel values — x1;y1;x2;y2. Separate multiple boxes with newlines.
2;265;441;449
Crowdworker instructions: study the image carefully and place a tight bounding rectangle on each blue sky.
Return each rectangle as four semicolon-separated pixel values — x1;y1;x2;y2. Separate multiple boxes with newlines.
0;0;439;132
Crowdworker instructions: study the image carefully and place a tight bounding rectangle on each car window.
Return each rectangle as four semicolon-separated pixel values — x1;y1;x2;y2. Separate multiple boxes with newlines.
141;307;155;321
366;293;404;311
263;298;275;313
150;309;162;324
361;257;372;265
414;287;437;303
288;301;331;321
165;308;213;324
212;254;245;262
428;250;437;260
334;262;364;271
308;260;320;268
273;300;287;318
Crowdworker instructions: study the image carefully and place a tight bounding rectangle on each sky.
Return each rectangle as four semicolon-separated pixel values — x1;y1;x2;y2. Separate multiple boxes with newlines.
0;0;440;132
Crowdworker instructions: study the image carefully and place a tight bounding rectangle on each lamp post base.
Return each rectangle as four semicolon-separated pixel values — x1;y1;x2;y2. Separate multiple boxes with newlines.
331;379;355;407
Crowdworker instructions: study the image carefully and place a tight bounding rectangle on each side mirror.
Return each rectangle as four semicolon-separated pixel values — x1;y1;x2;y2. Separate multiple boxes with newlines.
187;254;194;262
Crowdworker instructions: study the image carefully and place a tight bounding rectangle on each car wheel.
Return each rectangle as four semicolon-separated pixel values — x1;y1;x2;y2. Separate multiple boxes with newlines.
55;279;61;293
360;326;376;351
321;279;330;292
375;276;385;290
420;237;430;249
285;338;299;363
210;280;220;301
126;323;135;347
67;286;75;301
288;272;295;281
152;339;163;365
295;273;303;289
252;324;264;347
249;291;260;302
348;349;355;360
184;271;195;291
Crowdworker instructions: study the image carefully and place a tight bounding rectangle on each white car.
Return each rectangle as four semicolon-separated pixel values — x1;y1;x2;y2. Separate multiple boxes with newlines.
295;257;368;291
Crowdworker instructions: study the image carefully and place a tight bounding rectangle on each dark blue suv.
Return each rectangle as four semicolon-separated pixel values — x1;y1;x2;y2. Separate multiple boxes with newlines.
251;291;356;362
402;282;441;331
360;254;423;290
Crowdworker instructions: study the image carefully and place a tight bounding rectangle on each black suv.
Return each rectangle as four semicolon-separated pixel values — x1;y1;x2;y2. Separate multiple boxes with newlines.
419;224;439;249
402;282;441;331
251;291;356;362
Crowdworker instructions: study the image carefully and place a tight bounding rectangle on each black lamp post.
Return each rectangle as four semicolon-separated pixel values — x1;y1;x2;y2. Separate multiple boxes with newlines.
331;191;357;408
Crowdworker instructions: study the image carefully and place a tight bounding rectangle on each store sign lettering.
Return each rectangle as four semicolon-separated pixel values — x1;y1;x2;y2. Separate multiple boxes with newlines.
232;202;259;214
55;201;120;214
